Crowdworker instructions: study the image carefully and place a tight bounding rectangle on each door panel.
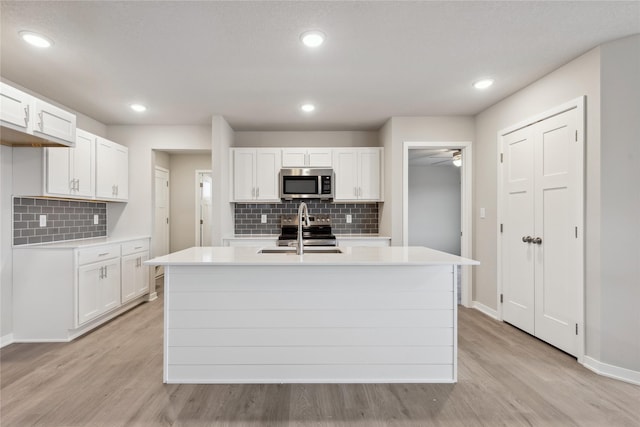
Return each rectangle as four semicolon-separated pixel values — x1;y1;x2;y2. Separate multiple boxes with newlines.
502;126;535;334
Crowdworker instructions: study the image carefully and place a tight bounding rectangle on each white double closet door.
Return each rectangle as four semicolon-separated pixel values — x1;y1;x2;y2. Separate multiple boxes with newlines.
501;106;582;357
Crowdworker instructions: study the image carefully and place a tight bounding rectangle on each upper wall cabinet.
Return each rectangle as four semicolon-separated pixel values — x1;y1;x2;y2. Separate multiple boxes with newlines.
282;148;332;168
96;137;129;201
332;148;383;202
46;129;96;198
231;148;281;202
12;129;128;202
0;81;76;147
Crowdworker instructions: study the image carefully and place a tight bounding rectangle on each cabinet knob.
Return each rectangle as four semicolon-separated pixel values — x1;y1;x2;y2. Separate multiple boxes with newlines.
522;236;533;243
533;237;542;245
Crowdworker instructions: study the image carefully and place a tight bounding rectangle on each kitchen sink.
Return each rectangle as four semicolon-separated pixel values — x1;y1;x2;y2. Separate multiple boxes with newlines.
257;248;343;254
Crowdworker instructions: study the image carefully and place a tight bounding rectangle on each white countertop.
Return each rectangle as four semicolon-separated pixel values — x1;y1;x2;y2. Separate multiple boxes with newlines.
146;246;479;266
223;234;391;240
13;236;150;249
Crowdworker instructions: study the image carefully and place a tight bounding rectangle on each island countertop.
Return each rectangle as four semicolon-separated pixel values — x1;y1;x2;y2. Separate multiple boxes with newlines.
146;245;479;266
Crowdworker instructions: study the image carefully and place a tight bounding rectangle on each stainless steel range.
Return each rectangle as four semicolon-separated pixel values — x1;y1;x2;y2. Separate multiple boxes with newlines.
277;214;337;247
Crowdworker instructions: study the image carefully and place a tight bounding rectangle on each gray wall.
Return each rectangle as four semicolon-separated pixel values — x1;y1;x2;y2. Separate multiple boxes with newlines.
599;35;640;371
408;164;461;255
168;153;212;252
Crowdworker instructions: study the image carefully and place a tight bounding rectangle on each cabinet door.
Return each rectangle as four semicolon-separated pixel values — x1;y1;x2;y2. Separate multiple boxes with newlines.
78;263;103;325
232;149;256;201
332;150;358;200
121;254;138;303
282;149;308;167
46;147;72;196
113;144;128;200
358;149;381;200
255;149;281;201
0;82;30;130
96;138;115;199
307;149;332;167
135;253;150;297
72;129;95;198
33;99;76;144
101;260;121;312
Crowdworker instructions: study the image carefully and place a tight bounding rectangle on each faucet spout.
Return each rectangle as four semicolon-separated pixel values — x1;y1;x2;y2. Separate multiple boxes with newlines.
297;202;310;255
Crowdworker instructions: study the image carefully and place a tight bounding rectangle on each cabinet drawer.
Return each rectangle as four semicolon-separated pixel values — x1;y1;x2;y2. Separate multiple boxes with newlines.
121;239;150;256
77;244;120;266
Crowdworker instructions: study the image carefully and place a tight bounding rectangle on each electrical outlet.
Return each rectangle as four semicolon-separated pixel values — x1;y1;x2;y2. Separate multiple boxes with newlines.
346;214;352;224
39;215;47;227
261;214;267;224
480;208;486;219
94;214;99;225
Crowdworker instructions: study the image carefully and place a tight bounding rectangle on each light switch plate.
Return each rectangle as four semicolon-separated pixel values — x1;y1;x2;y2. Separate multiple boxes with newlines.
346;214;352;223
261;214;267;224
94;214;99;225
39;215;46;227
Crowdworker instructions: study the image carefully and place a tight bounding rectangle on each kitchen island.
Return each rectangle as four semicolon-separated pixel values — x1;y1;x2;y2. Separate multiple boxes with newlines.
146;246;478;384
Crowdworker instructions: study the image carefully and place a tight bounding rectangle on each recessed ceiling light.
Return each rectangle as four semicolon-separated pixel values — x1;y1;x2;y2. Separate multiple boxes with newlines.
301;103;315;113
300;30;325;48
473;79;494;90
19;31;53;48
130;103;147;112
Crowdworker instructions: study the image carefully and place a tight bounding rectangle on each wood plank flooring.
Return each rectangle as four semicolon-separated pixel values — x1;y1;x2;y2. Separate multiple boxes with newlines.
2;282;639;427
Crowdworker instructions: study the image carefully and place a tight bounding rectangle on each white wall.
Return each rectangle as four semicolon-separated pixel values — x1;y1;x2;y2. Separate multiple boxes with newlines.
168;153;212;252
234;131;379;147
408;164;461;255
105;126;211;244
0;146;13;343
599;34;640;372
379;117;475;245
211;116;235;245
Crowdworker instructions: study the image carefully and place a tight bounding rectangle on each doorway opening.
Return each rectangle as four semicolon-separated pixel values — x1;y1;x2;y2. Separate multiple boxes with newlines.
403;141;473;307
195;170;212;246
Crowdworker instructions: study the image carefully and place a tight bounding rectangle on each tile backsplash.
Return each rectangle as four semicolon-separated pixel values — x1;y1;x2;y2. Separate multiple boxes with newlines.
13;197;107;245
234;201;378;235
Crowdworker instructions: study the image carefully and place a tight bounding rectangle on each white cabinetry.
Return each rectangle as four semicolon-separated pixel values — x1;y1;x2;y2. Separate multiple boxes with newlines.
282;148;332;167
231;148;281;202
332;148;383;201
0;81;76;146
78;250;121;325
121;239;150;304
96;137;128;201
46;129;95;198
13;237;150;342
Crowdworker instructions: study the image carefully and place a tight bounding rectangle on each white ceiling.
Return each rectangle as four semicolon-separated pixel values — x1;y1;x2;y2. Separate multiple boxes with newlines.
1;1;639;131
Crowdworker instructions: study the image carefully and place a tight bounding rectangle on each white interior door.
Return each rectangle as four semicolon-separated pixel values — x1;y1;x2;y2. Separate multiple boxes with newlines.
196;171;213;246
154;167;170;262
533;108;580;356
501;106;582;357
501;126;536;335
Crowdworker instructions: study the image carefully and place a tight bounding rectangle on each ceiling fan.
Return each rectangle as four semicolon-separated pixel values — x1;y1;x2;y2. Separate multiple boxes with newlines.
409;149;462;167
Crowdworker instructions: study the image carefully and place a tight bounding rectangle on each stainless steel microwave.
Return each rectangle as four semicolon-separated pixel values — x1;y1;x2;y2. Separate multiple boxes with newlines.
280;168;334;200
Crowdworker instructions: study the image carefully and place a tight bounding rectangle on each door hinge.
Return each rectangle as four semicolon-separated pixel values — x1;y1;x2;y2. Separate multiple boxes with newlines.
576;323;579;335
166;181;169;187
500;223;504;233
500;294;504;303
500;153;504;163
200;219;203;225
200;182;203;188
166;218;169;224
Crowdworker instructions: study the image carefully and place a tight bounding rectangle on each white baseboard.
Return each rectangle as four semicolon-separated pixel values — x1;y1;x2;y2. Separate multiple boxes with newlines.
471;301;498;320
0;333;14;348
583;356;640;386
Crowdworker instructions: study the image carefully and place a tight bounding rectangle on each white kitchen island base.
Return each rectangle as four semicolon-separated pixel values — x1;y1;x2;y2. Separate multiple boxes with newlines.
149;246;478;384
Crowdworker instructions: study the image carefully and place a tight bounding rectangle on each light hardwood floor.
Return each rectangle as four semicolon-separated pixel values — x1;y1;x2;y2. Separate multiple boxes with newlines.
2;283;639;427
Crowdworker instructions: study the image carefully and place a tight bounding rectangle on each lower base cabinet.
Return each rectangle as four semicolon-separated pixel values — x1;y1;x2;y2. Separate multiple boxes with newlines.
13;237;150;341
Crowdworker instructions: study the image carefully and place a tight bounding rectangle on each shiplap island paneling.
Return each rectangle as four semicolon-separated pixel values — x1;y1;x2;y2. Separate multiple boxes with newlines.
147;246;478;384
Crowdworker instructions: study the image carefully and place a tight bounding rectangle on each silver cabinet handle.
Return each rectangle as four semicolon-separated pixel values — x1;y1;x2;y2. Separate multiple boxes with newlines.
38;112;43;131
522;236;533;243
533;237;542;245
99;266;104;279
98;252;110;257
256;187;259;198
24;105;29;126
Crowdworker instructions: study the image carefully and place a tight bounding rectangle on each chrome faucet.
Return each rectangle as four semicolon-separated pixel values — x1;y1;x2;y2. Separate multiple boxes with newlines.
296;201;310;255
